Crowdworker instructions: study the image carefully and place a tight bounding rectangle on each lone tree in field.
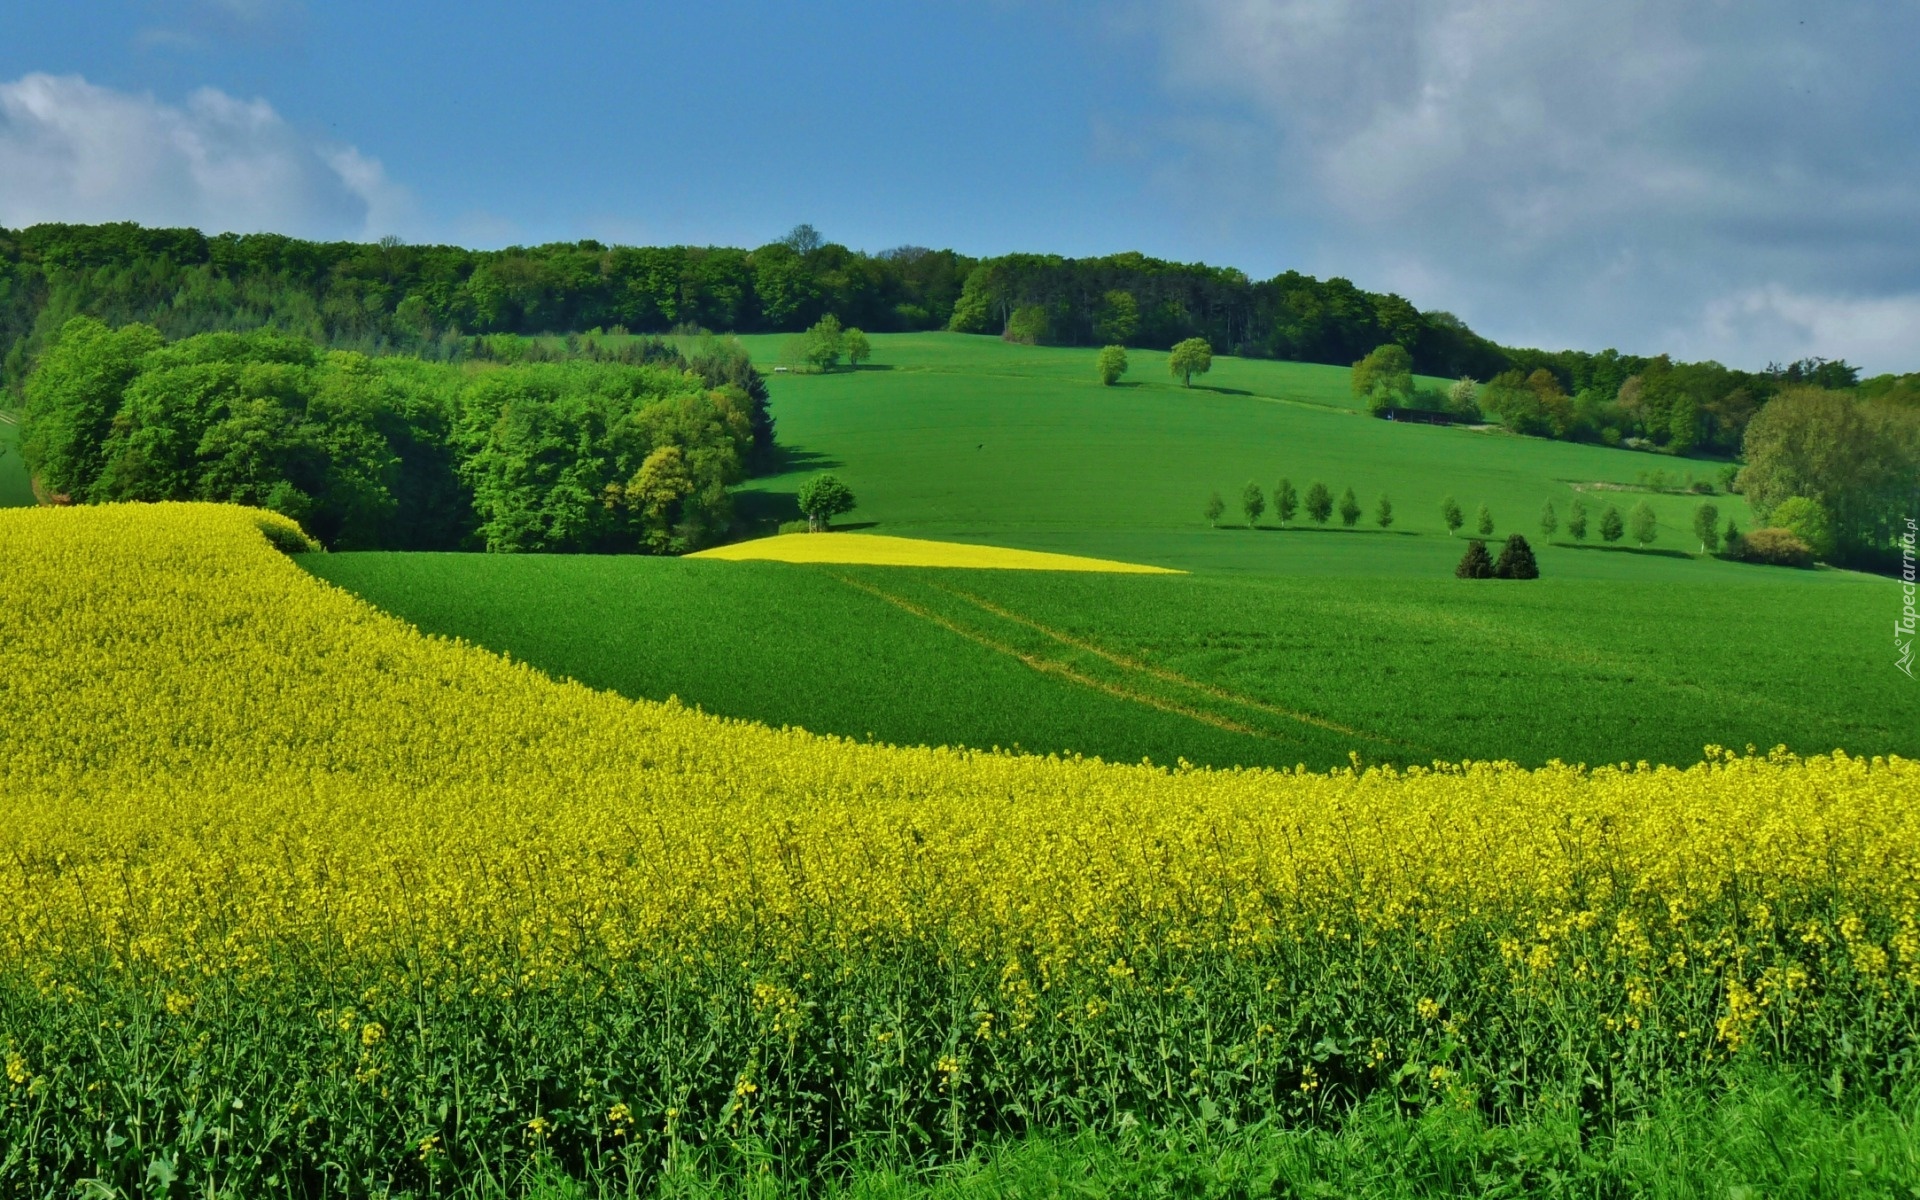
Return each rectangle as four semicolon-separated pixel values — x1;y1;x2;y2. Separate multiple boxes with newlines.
1567;497;1589;542
1169;337;1213;387
797;473;856;532
800;314;845;371
1455;539;1494;578
1205;492;1225;528
1351;343;1414;416
1476;503;1495;538
1275;478;1298;526
1339;486;1362;527
1375;494;1394;529
1242;482;1265;527
1600;504;1625;543
1305;481;1334;525
1441;496;1464;537
843;327;872;369
1493;534;1540;579
1629;500;1659;547
1692;502;1721;554
1539;500;1558;541
1097;345;1129;386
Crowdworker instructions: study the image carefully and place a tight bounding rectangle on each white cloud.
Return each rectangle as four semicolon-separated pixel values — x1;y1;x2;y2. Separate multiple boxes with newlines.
1686;287;1920;377
1137;0;1920;369
0;72;411;240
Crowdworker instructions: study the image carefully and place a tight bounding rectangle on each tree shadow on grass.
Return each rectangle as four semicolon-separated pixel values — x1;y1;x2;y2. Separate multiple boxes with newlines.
1553;542;1694;560
1189;384;1256;398
732;490;801;528
762;443;844;475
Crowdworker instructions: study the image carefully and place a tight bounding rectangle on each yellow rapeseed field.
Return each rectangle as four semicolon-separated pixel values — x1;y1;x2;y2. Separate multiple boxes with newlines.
0;503;1914;1193
687;531;1179;571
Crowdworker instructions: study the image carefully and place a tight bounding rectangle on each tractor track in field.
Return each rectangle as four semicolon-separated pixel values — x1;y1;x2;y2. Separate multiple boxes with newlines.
827;573;1281;742
932;584;1427;755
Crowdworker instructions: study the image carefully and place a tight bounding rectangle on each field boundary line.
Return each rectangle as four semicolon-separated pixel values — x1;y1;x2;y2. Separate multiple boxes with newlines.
935;584;1425;753
828;573;1282;741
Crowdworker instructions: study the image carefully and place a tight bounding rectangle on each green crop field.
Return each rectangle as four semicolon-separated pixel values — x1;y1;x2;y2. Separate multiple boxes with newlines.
306;550;1914;771
305;332;1910;772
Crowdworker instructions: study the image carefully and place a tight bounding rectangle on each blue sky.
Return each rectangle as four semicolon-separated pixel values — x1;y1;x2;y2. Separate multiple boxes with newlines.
3;1;1917;372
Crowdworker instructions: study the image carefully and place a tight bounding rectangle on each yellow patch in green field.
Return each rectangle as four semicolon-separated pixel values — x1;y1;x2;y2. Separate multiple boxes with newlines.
689;532;1180;573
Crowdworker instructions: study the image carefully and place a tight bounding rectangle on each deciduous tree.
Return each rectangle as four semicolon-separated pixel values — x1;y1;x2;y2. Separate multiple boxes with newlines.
1275;478;1298;526
797;473;856;531
1441;495;1463;537
1305;481;1333;524
1375;494;1394;529
1567;497;1589;541
1601;504;1625;543
1629;500;1658;546
1242;482;1265;527
1204;491;1225;527
1351;343;1414;416
1692;502;1721;554
1169;338;1213;387
1539;500;1558;541
1097;345;1128;386
1476;503;1494;538
1339;486;1362;527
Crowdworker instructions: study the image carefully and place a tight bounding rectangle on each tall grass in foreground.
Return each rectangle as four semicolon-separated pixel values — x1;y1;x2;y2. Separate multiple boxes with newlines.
1;505;1915;1196
493;1068;1920;1198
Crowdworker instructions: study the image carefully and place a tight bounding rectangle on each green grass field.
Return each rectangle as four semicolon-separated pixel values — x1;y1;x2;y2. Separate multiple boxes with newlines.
724;333;1753;580
306;551;1914;771
305;332;1913;770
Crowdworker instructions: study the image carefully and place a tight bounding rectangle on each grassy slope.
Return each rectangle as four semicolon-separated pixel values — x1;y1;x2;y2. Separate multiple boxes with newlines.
729;333;1754;579
305;332;1912;770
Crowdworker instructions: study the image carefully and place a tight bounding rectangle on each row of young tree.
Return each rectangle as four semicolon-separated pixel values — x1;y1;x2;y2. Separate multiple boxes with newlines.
1205;479;1826;572
1205;481;1396;530
16;317;775;553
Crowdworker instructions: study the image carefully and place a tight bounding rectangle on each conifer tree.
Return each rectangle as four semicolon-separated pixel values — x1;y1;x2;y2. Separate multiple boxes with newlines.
1455;539;1494;578
1494;533;1540;579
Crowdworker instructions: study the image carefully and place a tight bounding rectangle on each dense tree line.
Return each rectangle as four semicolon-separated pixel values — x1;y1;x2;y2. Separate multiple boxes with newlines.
0;220;1605;395
18;318;768;553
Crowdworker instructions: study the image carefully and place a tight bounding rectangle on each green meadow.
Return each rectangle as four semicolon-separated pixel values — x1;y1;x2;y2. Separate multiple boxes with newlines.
725;333;1752;579
306;333;1914;770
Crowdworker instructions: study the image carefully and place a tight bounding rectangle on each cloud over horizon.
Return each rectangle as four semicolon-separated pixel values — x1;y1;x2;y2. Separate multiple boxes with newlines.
1140;0;1920;371
0;72;408;241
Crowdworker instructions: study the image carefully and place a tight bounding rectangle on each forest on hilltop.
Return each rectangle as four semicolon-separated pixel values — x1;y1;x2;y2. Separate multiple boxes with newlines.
4;220;1869;400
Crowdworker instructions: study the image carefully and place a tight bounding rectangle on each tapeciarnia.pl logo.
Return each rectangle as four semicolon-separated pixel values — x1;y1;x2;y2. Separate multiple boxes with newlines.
1898;517;1916;678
